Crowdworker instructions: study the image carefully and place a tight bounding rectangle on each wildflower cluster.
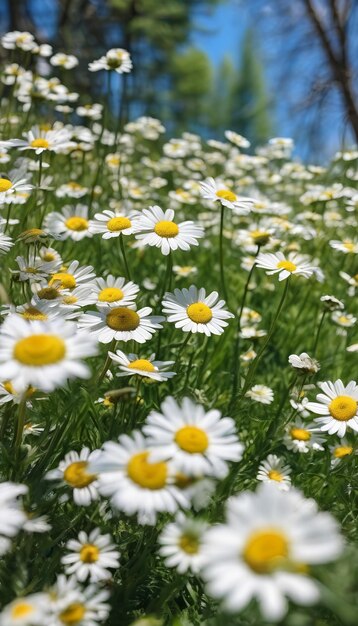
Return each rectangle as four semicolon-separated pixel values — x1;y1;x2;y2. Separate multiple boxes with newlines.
0;30;357;626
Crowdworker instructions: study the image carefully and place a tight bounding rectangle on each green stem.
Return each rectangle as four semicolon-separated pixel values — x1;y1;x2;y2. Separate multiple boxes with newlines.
312;310;326;354
14;394;27;456
97;339;116;386
158;252;172;303
241;279;290;396
230;247;260;410
119;234;131;280
219;204;228;302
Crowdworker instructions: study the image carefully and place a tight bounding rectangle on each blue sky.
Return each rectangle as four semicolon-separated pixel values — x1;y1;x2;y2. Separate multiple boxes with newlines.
0;0;350;159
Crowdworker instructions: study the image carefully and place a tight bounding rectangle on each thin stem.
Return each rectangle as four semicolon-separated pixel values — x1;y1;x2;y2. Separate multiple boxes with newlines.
119;234;131;280
241;279;290;396
219;204;228;302
97;339;116;386
230;247;260;410
14;394;27;453
312;310;326;354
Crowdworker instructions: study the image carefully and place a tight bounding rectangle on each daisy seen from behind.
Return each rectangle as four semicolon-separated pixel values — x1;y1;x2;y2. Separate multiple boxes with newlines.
143;396;244;478
162;286;233;336
134;205;204;256
306;379;358;437
201;484;343;621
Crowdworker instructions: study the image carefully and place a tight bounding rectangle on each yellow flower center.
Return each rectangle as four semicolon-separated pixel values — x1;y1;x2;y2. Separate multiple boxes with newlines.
63;461;97;488
11;603;34;619
338;316;349;324
251;230;270;245
243;529;289;574
79;544;100;563
65;217;89;232
0;177;12;192
31;138;49;149
59;603;86;625
21;306;48;321
62;295;78;304
329;395;357;421
3;381;15;394
216;189;237;202
344;242;354;251
127;451;167;489
290;427;311;441
187;303;213;324
106;307;140;331
277;260;297;272
49;272;76;290
268;469;283;482
333;445;353;459
179;533;200;555
128;359;156;372
154;220;179;238
107;216;131;232
42;252;56;261
98;287;124;302
14;334;66;366
37;287;61;300
175;426;209;453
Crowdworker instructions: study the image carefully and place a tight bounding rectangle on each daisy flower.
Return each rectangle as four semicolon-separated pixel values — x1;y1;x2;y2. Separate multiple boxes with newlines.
162;286;234;336
2;300;68;323
255;251;315;280
47;575;110;626
257;455;291;491
320;294;344;311
330;440;355;467
246;385;274;405
0;231;14;254
56;182;88;199
306;379;358;437
50;53;78;69
62;528;120;583
89;209;137;239
109;350;176;382
90;275;139;307
329;239;358;254
158;512;208;574
143;396;244;478
134;206;204;256
14;255;59;283
0;171;32;203
0;381;35;406
339;270;358;296
288;352;320;375
0;482;28;555
224;130;250;148
0;593;49;626
48;261;96;290
1;30;36;51
283;420;325;453
331;310;357;328
89;48;132;73
44;205;92;241
89;431;189;525
201;484;343;621
46;448;100;507
2;125;75;154
200;177;255;214
0;315;97;392
78;306;164;344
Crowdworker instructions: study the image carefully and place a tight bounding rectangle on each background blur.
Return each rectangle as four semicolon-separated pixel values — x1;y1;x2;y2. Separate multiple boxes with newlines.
0;0;357;161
